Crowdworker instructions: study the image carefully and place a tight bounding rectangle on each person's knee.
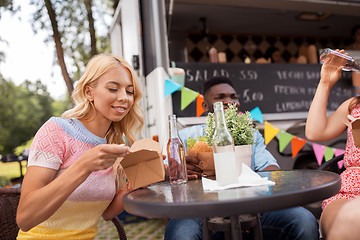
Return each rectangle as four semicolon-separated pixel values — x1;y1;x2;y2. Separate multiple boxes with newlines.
164;218;202;240
286;207;317;226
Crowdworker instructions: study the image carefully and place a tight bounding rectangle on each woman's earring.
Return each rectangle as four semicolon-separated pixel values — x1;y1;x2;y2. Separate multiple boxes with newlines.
89;100;95;109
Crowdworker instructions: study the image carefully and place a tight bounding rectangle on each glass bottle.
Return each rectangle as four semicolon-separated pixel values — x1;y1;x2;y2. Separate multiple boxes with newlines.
212;102;239;186
167;114;187;184
319;48;360;71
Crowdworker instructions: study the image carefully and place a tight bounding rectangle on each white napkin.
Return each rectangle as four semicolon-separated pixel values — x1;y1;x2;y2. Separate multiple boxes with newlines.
202;163;275;191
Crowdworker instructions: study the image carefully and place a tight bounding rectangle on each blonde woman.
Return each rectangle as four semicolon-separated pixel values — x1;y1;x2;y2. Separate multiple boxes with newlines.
16;54;143;239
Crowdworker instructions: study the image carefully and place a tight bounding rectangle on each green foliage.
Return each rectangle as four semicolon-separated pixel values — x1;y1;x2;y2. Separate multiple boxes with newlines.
14;138;33;156
185;137;196;148
204;103;256;146
185;135;209;148
51;98;72;117
0;77;53;154
29;0;116;84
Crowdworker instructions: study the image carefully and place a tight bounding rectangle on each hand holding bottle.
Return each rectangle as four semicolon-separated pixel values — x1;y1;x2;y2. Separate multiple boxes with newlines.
320;49;346;88
320;48;360;71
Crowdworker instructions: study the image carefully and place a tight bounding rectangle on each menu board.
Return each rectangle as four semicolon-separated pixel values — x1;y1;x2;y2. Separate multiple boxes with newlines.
172;63;354;119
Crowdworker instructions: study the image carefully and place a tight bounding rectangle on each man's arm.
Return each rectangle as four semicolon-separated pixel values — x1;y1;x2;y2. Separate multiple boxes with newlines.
262;165;280;171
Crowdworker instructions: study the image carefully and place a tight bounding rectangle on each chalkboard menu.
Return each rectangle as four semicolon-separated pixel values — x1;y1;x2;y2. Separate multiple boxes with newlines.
172;63;354;119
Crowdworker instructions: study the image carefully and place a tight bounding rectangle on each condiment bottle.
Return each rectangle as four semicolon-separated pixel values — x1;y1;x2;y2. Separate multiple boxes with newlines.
319;48;360;71
209;47;218;63
212;102;239;186
167;114;187;184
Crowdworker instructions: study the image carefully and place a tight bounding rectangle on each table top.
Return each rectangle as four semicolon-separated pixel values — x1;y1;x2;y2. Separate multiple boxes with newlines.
123;170;341;219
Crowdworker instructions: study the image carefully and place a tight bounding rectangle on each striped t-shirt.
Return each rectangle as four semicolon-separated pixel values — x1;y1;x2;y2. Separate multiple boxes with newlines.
17;117;116;240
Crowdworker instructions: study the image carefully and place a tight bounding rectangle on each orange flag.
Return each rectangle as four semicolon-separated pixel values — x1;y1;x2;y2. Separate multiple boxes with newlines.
291;136;307;158
196;94;204;117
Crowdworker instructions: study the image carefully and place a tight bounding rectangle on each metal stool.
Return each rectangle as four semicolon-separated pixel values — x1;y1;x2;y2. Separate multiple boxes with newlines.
202;214;263;240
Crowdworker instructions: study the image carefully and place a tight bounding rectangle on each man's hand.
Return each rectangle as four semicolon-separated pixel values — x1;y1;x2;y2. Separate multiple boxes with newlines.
186;155;203;180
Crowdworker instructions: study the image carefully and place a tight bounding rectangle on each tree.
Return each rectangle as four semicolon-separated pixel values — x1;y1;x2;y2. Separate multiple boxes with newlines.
0;0;18;63
30;0;118;100
0;76;53;154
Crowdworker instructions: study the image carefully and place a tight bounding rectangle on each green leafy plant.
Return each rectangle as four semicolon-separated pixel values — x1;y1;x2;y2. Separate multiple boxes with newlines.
185;135;208;148
204;103;256;146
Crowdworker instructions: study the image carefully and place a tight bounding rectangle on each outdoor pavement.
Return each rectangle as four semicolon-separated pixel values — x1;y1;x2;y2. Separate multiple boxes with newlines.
96;216;165;240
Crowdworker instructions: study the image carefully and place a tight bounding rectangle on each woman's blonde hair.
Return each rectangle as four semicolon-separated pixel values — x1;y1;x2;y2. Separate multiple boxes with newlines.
62;54;144;145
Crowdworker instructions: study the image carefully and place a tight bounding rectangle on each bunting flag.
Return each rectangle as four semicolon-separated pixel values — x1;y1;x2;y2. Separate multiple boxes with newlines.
312;143;326;166
334;148;345;169
264;121;280;145
291;136;307;158
163;77;268;120
196;94;204;117
181;87;199;110
164;79;182;97
324;147;335;161
278;130;293;152
250;107;264;123
162;78;345;162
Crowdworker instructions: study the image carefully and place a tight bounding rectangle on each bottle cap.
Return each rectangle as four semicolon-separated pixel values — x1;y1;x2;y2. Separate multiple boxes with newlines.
168;114;176;121
213;102;223;111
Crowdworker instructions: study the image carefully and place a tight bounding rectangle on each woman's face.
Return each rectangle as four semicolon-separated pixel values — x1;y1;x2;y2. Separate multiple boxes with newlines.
85;65;134;124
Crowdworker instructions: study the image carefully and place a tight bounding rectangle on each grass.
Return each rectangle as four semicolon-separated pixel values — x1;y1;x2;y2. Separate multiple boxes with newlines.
96;217;166;240
0;161;27;187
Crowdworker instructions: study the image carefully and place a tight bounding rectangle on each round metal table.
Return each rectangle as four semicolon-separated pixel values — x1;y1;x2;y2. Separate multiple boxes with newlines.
123;170;341;239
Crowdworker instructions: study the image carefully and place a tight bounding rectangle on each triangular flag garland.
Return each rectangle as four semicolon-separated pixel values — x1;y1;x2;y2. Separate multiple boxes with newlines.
324;147;335;162
291;136;307;159
250;107;264;123
164;78;268;120
196;94;205;117
264;121;280;145
181;87;199;110
164;79;182;97
164;79;344;165
264;121;345;167
334;148;345;169
312;143;326;166
278;130;293;153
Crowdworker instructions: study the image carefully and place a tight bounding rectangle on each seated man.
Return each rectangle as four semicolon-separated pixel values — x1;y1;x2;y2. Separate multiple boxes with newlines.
164;76;319;240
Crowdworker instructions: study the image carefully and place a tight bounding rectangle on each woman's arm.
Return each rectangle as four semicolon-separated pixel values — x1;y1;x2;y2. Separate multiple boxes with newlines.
306;50;350;142
102;182;131;221
17;144;129;231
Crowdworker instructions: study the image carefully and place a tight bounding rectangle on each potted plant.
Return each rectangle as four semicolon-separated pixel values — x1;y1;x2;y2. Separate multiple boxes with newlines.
186;103;257;174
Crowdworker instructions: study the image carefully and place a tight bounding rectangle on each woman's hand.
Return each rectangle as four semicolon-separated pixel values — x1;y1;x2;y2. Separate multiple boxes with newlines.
77;144;130;174
320;49;347;88
102;181;133;221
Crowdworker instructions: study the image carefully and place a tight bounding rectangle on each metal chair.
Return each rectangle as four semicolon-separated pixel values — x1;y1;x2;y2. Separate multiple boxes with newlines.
203;214;263;240
0;187;127;240
0;187;20;240
318;154;345;171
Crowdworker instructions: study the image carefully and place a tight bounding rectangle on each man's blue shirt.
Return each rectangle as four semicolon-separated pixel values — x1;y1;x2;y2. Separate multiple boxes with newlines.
179;124;279;172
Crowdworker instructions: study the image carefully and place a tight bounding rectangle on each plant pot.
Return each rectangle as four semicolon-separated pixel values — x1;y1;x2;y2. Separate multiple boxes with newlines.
188;145;252;177
235;145;252;176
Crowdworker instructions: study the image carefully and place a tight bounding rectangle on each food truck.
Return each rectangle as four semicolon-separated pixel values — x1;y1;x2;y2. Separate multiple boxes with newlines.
109;0;360;170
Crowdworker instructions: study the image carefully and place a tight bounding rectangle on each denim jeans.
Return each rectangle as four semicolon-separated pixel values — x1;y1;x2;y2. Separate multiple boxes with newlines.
164;207;319;240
